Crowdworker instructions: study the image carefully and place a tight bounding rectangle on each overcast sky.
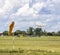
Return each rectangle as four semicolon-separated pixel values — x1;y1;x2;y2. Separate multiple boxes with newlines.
0;0;60;32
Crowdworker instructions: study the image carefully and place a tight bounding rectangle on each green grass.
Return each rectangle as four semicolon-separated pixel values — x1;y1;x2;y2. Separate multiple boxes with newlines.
0;36;60;55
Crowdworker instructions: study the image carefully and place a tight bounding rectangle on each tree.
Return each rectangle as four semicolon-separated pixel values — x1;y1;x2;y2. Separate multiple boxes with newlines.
52;32;57;36
14;30;22;36
27;27;34;36
0;33;2;36
57;31;60;36
47;32;53;36
34;28;43;36
43;30;47;36
3;31;8;35
21;31;26;36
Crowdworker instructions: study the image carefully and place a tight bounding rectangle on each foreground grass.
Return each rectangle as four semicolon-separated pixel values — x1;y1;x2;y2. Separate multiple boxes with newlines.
0;36;60;55
0;49;60;55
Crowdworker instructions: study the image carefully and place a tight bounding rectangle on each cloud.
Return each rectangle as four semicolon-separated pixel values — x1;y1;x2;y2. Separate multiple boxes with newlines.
15;4;34;16
0;0;30;16
0;0;60;32
32;2;44;11
0;0;5;8
11;2;45;17
48;22;60;32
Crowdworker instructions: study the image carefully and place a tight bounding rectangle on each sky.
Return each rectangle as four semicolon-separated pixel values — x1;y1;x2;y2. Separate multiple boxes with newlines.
0;0;60;32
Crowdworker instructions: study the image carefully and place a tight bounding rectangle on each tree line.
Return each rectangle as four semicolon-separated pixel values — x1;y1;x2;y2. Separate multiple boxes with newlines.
0;27;60;36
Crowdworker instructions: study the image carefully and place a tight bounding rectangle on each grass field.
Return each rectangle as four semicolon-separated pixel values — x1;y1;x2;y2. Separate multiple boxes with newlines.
0;36;60;55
